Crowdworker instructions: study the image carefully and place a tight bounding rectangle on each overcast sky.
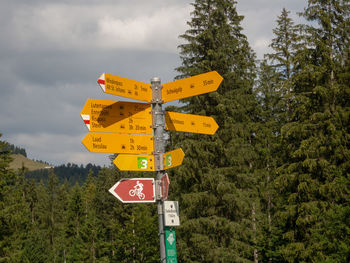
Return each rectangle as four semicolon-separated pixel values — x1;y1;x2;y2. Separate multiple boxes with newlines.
0;0;306;167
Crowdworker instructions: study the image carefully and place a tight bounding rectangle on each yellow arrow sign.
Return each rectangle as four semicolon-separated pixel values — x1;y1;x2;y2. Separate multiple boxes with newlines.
82;133;154;154
163;148;185;170
98;73;152;102
165;111;218;135
81;99;152;134
113;148;185;171
113;154;155;171
161;71;223;103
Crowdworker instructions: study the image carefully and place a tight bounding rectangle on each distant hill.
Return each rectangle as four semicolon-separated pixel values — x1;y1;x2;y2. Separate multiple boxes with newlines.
9;154;53;171
6;145;102;186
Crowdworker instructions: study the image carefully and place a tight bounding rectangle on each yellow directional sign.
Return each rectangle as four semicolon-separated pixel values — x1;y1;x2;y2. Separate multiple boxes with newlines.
81;99;152;134
113;154;155;171
113;148;185;171
98;73;152;102
82;133;154;154
161;71;223;103
165;111;219;135
163;148;185;170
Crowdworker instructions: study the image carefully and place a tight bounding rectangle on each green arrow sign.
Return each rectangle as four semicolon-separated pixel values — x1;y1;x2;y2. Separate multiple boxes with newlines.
165;227;177;263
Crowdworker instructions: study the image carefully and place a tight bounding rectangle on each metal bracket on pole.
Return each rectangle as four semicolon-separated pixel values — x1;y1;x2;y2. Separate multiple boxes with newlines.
155;179;162;201
151;77;162;104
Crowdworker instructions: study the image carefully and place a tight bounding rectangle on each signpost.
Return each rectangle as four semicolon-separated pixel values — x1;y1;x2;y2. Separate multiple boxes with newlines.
81;132;154;154
165;111;219;135
98;73;152;102
161;71;223;103
81;70;222;263
81;98;152;134
108;178;155;203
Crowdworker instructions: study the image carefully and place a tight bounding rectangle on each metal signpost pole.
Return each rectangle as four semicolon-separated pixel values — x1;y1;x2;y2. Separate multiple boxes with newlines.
151;77;166;262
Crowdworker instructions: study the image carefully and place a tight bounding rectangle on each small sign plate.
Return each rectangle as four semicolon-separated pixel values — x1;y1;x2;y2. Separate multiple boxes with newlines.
165;227;178;263
163;201;180;226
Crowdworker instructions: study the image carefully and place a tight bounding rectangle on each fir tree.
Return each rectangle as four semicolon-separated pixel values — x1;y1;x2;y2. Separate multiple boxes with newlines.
266;8;301;81
0;134;14;260
274;0;350;262
65;183;86;261
170;0;259;261
265;8;302;123
255;9;302;262
254;60;284;262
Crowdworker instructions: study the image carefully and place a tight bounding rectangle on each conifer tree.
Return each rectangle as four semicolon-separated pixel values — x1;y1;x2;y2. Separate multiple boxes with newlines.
265;8;302;124
274;0;350;262
255;9;302;262
254;60;284;262
0;134;13;260
266;8;301;81
65;183;86;261
81;169;99;262
170;0;259;261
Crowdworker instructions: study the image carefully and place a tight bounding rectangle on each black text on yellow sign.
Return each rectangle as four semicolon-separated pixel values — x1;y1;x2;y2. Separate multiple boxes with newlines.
81;98;152;134
165;111;219;135
82;133;154;154
161;71;223;103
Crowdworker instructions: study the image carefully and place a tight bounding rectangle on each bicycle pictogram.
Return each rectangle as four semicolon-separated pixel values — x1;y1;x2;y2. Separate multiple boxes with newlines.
129;180;145;200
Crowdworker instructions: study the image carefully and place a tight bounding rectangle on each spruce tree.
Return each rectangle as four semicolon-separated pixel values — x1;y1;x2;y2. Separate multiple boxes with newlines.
0;134;14;260
170;0;259;261
265;8;302;123
255;9;302;262
254;60;284;262
81;169;99;262
266;8;301;81
274;0;350;262
66;183;87;261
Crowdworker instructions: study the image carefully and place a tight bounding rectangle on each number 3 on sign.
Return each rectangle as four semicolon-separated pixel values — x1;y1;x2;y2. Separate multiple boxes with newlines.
166;154;172;167
137;157;148;169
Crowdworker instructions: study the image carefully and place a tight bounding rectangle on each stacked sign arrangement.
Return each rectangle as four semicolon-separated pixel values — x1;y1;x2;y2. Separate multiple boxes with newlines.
81;71;222;263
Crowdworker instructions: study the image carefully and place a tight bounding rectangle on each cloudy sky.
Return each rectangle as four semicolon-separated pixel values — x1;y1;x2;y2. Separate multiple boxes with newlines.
0;0;306;167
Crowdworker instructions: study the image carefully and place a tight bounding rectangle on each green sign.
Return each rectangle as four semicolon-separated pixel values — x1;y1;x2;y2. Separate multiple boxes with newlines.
165;227;177;263
166;154;172;167
137;157;148;169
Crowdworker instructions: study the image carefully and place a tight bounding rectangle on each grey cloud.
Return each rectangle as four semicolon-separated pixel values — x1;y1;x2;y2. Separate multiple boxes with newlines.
0;0;307;166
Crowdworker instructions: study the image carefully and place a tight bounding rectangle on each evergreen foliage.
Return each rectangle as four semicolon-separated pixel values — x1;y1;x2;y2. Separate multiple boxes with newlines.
25;162;102;186
1;0;350;262
273;0;350;262
255;9;303;262
170;0;259;261
5;143;27;157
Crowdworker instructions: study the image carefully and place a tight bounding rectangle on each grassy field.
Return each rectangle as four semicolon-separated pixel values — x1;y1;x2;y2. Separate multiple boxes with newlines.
9;154;53;171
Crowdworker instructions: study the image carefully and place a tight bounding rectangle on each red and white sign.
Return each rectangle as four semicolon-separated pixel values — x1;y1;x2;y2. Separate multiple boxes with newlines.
161;173;170;201
109;178;155;203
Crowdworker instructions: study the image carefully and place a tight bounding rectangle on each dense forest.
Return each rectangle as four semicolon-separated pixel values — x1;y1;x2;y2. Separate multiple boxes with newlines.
26;163;102;186
1;0;349;262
